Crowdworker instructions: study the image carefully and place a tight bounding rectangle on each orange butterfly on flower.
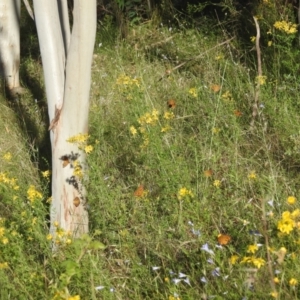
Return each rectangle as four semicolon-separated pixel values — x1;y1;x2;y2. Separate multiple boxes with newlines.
217;234;231;245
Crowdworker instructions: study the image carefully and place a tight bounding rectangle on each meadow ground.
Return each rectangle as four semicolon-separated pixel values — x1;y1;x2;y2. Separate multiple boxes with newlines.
0;17;300;299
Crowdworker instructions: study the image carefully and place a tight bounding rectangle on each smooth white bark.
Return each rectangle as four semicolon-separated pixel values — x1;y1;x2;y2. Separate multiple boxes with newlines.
33;0;65;124
0;0;20;90
34;0;96;236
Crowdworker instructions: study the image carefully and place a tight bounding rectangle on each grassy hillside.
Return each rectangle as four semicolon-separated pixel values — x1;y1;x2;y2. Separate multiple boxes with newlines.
1;16;300;299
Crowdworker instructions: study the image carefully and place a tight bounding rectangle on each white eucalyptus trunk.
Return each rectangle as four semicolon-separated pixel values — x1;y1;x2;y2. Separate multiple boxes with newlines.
33;0;96;236
0;0;21;90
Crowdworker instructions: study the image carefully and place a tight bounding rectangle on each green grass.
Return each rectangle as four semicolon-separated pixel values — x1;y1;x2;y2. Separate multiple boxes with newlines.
1;17;300;299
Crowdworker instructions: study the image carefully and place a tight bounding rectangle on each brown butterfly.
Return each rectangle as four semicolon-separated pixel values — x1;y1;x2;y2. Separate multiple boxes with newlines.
217;234;231;245
203;169;213;177
134;185;145;198
233;109;243;117
167;99;176;109
210;84;221;93
73;197;81;207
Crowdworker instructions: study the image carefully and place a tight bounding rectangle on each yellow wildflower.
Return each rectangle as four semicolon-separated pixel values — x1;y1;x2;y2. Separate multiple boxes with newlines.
0;262;8;269
287;196;296;205
229;255;239;265
270;291;278;298
247;244;258;254
188;88;197;98
252;257;265;268
291;209;300;219
67;133;89;144
273;277;280;284
46;234;53;241
248;171;257;180
84;145;93;154
164;111;174;120
250;36;256;42
282;211;291;220
221;90;234;102
140;137;149;149
67;296;80;300
3;152;12;161
27;185;42;203
2;237;8;245
130;126;138;136
0;227;5;238
289;278;298;286
274;21;297;34
277;217;294;234
268;41;272;46
73;160;83;178
178;187;194;200
212;127;220;134
256;75;267;85
213;180;221;188
215;54;224;60
241;256;265;268
41;170;50;178
161;126;171;133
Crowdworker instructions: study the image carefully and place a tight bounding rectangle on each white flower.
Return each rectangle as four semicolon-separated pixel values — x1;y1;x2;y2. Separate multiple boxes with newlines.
201;243;214;255
172;278;182;285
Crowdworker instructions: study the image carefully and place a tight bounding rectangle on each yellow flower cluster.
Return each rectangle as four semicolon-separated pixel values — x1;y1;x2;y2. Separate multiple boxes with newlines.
53;290;80;300
248;171;257;180
73;160;83;179
178;187;194;200
0;226;8;245
41;170;51;178
241;256;266;268
0;262;8;269
277;209;300;234
213;180;221;188
256;75;267;85
3;152;12;161
67;133;93;154
48;221;72;246
0;172;19;190
138;109;159;126
221;91;234;103
274;21;297;34
27;185;42;203
247;244;258;254
67;133;89;144
130;108;174;148
116;74;140;87
188;87;197;98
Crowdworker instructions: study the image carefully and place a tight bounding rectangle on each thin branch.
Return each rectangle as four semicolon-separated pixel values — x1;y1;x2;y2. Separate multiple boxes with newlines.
254;17;262;77
250;17;262;129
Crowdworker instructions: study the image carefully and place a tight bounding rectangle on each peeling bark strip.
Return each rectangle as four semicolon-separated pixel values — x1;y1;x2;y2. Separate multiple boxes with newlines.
48;106;62;131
